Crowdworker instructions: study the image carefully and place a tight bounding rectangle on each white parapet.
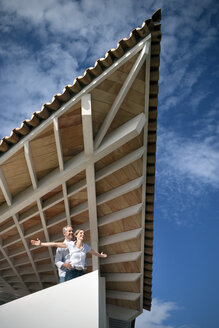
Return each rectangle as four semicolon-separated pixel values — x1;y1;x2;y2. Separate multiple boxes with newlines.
0;270;106;328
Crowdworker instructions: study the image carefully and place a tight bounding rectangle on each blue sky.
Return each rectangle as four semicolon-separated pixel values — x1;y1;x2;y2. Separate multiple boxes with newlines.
0;0;218;327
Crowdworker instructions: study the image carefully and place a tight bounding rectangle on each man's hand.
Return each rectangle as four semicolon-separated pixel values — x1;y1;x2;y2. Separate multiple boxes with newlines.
62;262;72;270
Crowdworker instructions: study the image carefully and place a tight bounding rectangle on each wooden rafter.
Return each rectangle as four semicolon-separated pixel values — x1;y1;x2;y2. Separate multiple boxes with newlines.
24;142;38;190
81;94;99;270
0;167;12;206
53;117;64;171
12;214;43;289
94;38;151;149
0;9;161;315
0;238;29;294
0;113;145;223
36;199;58;282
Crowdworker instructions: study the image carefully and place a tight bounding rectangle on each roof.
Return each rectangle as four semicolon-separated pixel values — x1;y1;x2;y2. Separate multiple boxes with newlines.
0;9;161;155
0;8;161;319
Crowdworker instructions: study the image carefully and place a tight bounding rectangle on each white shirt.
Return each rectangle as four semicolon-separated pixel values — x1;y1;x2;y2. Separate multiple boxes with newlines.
65;241;91;269
55;239;70;278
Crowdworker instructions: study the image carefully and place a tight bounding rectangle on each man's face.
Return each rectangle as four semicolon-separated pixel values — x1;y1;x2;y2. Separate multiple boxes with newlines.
64;227;73;241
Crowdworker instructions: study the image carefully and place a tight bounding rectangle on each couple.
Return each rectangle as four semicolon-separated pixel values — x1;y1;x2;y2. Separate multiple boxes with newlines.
31;226;107;282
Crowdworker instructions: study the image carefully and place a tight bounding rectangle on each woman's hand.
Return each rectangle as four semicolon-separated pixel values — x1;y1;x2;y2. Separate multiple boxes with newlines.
31;238;41;246
100;252;107;258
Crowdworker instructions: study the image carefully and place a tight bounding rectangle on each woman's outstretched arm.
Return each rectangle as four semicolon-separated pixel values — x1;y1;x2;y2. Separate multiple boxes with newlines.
31;238;66;248
88;249;107;258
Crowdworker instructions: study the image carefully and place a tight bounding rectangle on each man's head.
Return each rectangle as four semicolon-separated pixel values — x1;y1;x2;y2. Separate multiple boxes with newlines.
63;225;73;242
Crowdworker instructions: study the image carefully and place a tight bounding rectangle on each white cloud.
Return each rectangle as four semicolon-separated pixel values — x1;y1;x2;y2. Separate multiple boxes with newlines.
155;125;219;225
136;298;178;328
0;38;80;138
158;0;219;113
0;0;218;141
157;126;219;188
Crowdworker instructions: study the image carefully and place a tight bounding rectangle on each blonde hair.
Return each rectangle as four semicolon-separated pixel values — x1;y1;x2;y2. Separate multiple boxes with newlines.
74;229;85;238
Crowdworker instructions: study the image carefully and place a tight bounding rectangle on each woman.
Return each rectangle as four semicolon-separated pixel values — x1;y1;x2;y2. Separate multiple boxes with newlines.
31;229;107;281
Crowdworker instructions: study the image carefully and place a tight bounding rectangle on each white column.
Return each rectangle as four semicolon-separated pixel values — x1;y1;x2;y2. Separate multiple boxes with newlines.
81;94;99;271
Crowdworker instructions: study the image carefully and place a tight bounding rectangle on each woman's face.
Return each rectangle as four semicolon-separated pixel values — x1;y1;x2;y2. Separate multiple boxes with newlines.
77;230;85;241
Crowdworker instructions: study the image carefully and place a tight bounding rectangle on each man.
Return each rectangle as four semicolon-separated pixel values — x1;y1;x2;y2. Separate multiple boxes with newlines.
55;225;73;283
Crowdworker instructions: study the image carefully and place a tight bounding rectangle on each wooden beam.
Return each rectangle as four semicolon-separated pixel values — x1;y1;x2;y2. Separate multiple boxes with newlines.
100;251;142;265
18;205;38;224
106;290;140;301
106;304;139;321
0;241;29;294
99;228;142;246
94;112;146;163
0;220;15;235
0;113;145;223
12;214;43;289
42;191;64;211
0;167;12;206
98;203;142;227
0;34;151;167
70;177;143;218
0;146;144;235
37;199;58;282
2;233;21;248
95;41;150;149
6;204;142;258
0;276;22;297
62;183;71;226
104;273;141;282
81;94;99;271
96;146;145;182
24;142;38;189
0;162;143;242
53;117;64;171
97;176;144;205
68;178;86;197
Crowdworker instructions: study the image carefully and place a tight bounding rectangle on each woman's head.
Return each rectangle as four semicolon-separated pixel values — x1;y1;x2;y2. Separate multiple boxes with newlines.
74;229;85;241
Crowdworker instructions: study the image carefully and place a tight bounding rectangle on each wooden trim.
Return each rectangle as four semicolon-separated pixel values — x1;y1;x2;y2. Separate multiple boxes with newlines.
53;117;64;171
94;40;150;149
95;146;145;182
24;142;38;190
106;304;139;321
97;176;144;205
0;35;151;166
0;242;29;294
104;273;141;282
106;290;140;301
98;203;142;227
100;251;142;265
0;167;12;206
0;276;22;297
99;228;142;246
12;214;43;289
37;199;58;282
82;94;99;271
62;183;71;226
0;113;145;223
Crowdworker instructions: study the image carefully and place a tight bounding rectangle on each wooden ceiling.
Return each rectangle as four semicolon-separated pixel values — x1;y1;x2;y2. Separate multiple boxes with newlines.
0;9;161;321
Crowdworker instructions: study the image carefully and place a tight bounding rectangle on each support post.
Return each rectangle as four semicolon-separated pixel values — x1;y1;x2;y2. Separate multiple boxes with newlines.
81;94;99;271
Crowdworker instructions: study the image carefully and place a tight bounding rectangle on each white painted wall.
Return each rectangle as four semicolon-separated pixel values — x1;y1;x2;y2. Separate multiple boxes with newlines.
0;270;104;328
